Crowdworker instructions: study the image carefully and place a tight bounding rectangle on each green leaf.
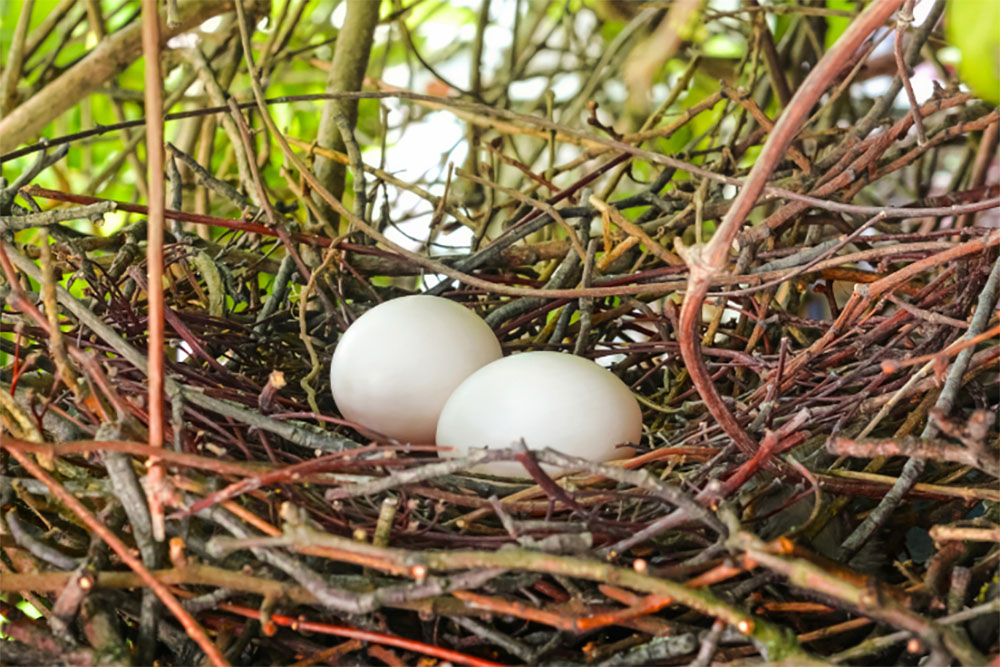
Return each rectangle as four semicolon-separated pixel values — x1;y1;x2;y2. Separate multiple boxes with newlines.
946;0;1000;104
824;0;856;51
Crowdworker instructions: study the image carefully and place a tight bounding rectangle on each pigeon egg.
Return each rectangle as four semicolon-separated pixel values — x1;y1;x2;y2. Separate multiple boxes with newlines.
330;295;502;443
436;351;642;476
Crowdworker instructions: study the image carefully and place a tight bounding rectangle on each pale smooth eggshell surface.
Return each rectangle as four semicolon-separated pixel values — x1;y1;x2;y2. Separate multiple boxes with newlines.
330;295;502;443
436;351;642;476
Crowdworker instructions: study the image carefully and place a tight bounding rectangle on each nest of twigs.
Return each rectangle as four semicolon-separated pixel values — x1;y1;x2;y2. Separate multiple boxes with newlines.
1;1;999;665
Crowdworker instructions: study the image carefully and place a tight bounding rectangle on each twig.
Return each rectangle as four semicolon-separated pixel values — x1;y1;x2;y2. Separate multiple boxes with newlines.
0;201;116;232
830;599;1000;663
675;0;906;457
573;239;598;355
449;616;535;663
840;253;1000;556
0;445;228;667
141;0;168;549
596;633;698;666
828;435;999;477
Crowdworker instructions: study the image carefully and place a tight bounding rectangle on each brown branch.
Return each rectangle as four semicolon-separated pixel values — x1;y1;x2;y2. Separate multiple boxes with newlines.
827;436;1000;478
312;0;380;226
0;0;252;153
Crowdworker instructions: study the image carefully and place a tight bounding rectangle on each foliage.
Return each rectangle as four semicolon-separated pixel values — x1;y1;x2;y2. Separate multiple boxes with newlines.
946;0;1000;104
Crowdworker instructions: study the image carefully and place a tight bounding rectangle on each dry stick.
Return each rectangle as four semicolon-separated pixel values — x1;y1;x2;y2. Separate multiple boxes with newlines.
893;0;926;145
0;390;44;443
955;119;999;230
449;617;535;663
295;246;341;415
85;69;200;197
0;0;34;115
755;230;1000;413
595;58;706;202
331;111;367;221
0;249;127;425
828;436;999;479
20;0;75;65
574;239;598;355
821;469;1000;503
816;0;945;175
589;194;683;267
82;0;151;201
5;508;80;569
254;0;294;77
675;0;906;456
37;238;80;430
0;435;268;477
207;504;507;617
6;97;998;276
141;0;167;550
0;202;116;232
103;442;161;664
222;603;504;667
224;98;321;302
689;620;727;667
168;142;253;212
139;5;168;660
227;99;345;346
871;109;998;182
878;323;1000;376
597;634;699;666
287;137;476;230
0;142;68;213
324;448;724;536
561;7;658;125
830;599;1000;663
722;85;812;173
884;293;969;330
839;253;1000;557
749;0;791;107
929;525;1000;543
23;186;330;248
716;211;887;298
484;242;580;329
190;49;259;207
0;446;228;667
311;0;379;226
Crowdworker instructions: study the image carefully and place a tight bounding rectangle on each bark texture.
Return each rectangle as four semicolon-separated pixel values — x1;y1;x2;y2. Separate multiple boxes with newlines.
311;0;380;228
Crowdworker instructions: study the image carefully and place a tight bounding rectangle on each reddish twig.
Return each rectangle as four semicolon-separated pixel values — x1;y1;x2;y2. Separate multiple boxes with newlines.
893;0;926;145
220;603;506;667
676;0;906;456
141;0;167;544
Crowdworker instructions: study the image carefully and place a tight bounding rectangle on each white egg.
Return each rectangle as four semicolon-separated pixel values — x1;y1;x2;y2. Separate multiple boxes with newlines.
436;351;642;477
330;295;502;443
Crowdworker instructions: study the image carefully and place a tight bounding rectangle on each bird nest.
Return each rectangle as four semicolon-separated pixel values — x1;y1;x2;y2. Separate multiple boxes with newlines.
2;17;999;667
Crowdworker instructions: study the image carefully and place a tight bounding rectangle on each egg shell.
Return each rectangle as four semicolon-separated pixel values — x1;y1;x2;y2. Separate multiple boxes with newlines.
330;295;502;443
436;351;642;476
